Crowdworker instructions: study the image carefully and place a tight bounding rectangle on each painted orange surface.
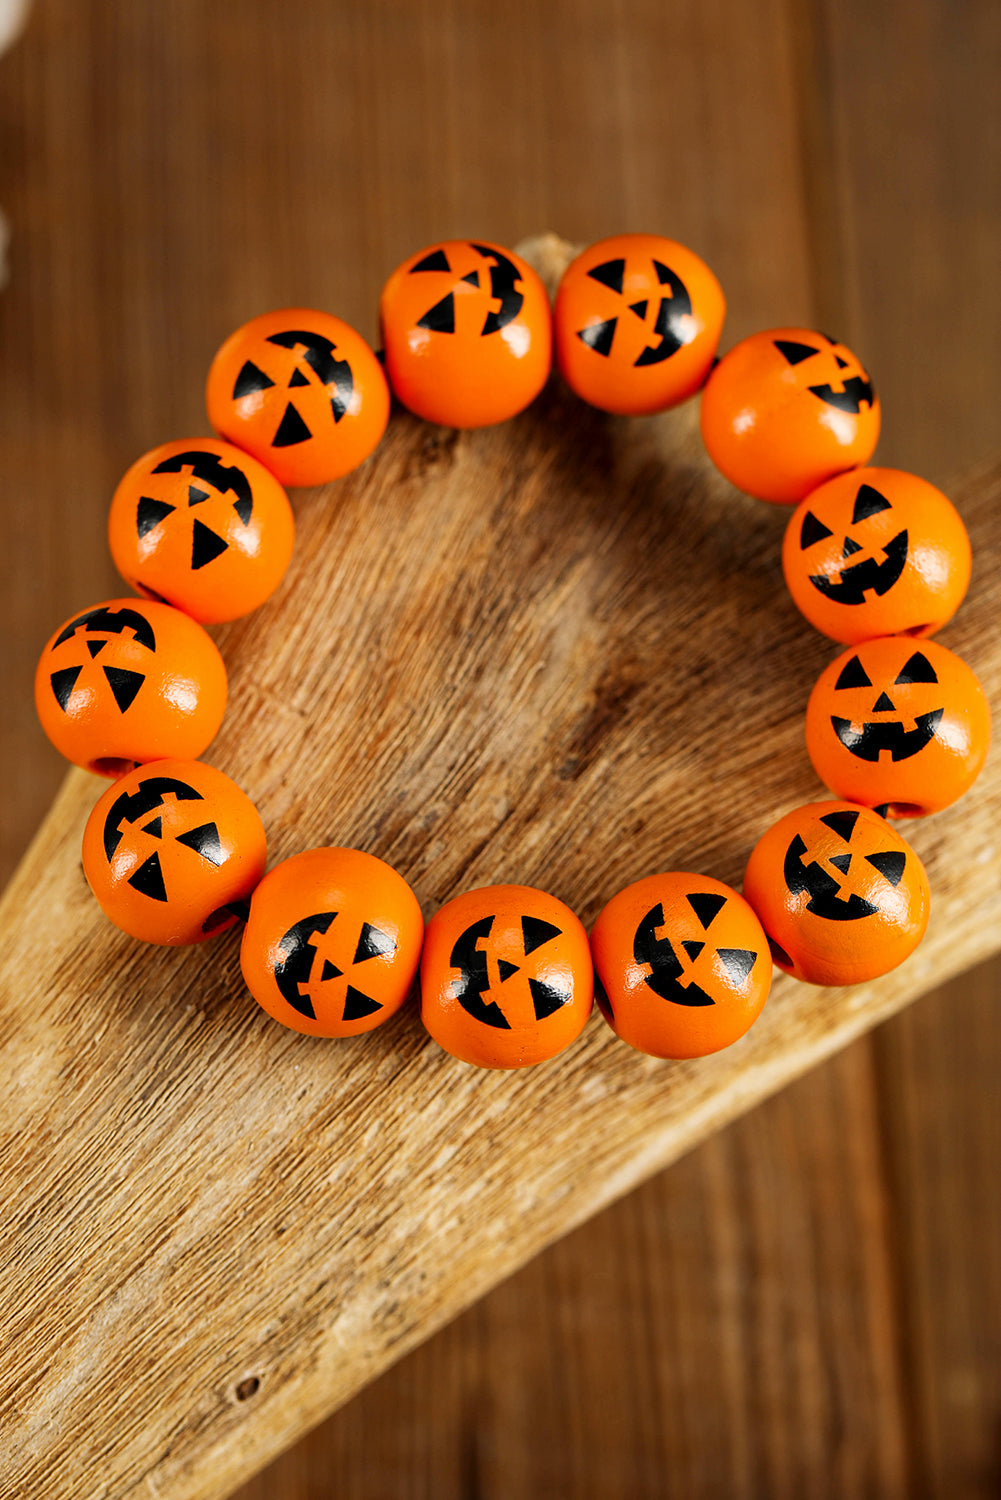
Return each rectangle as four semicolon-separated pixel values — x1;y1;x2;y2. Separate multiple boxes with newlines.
806;637;991;817
109;437;295;624
590;872;770;1059
555;234;725;415
380;240;551;428
206;308;389;487
82;758;267;945
700;327;880;503
241;847;424;1039
782;466;971;643
35;597;227;777
742;800;930;985
421;883;593;1068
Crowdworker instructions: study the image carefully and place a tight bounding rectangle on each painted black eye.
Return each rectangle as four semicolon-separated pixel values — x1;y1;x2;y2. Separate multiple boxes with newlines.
852;483;892;523
895;652;938;685
774;338;819;365
800;510;834;549
835;656;872;690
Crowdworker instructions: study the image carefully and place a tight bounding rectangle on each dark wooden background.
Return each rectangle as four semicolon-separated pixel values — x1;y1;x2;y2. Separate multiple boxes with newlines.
0;1;998;1495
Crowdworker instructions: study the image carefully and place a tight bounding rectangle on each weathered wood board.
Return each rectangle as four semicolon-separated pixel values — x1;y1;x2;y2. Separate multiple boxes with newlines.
1;238;998;1499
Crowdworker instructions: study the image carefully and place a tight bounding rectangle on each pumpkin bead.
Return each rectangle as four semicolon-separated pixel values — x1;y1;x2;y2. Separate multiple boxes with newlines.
590;873;771;1059
782;466;972;644
108;437;295;625
805;637;991;818
206;308;389;488
420;884;593;1068
240;847;424;1038
554;234;725;415
700;327;881;504
82;758;267;945
379;240;552;428
35;597;227;777
742;801;930;985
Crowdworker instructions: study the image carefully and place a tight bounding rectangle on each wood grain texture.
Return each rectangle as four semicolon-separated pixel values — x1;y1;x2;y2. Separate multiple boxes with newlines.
1;3;999;1497
1;279;1000;1491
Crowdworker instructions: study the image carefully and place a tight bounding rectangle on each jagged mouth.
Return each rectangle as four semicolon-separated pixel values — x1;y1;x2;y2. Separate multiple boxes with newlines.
830;708;944;762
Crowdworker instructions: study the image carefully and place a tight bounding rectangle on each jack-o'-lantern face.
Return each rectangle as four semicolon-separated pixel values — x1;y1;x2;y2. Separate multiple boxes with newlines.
108;437;295;625
782;467;972;644
772;333;876;415
828;649;944;764
798;479;907;605
632;890;758;1008
47;604;157;719
699;326;881;504
379;241;552;429
742;801;930;985
782;806;907;921
82;758;268;945
805;638;991;817
273;910;398;1025
206;308;389;487
133;447;255;572
420;884;593;1068
554;233;725;415
589;872;770;1059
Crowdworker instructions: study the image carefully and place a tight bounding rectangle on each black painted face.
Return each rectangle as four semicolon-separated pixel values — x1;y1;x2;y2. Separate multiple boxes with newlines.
783;808;906;921
408;242;525;336
800;482;908;605
273;912;396;1022
449;912;570;1030
135;448;255;571
632;891;758;1007
232;328;355;448
576;255;693;367
102;774;224;903
830;650;944;762
774;333;876;413
49;605;157;717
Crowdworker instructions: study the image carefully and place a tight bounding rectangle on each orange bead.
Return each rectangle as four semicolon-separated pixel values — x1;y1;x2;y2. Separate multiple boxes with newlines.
782;466;972;643
700;328;881;503
240;847;425;1038
591;873;771;1059
420;884;593;1068
205;308;389;487
742;801;929;985
108;437;295;624
82;758;267;945
379;240;551;428
806;638;991;818
554;234;725;415
35;598;227;777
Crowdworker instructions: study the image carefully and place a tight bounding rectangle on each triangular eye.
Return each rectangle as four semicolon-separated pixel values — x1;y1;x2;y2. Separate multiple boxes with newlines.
774;338;819;365
852;483;892;523
895;652;938;685
410;248;451;274
834;655;872;690
800;510;834;549
820;808;860;841
587;259;625;294
686;892;727;929
865;850;906;886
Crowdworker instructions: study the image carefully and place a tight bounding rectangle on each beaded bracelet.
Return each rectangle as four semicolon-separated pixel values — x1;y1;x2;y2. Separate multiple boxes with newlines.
34;234;991;1070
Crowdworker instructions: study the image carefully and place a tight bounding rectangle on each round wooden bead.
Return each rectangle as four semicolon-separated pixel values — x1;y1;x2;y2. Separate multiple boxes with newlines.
35;597;227;777
742;801;929;986
108;437;295;624
420;884;593;1068
206;308;389;487
379;240;552;428
590;873;771;1058
240;847;424;1038
554;233;725;415
783;467;971;643
82;758;267;945
700;327;881;504
806;638;991;818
